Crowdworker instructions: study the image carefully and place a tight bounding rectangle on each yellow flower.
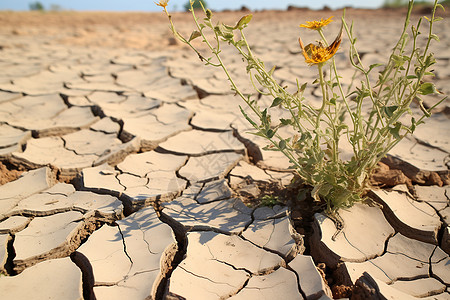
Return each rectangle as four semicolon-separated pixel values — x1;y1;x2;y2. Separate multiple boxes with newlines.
155;0;169;8
299;29;342;65
300;17;333;30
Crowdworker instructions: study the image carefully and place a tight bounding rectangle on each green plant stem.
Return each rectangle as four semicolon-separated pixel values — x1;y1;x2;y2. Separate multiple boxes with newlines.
319;24;361;157
187;10;304;172
317;63;327;130
342;20;386;136
238;29;315;132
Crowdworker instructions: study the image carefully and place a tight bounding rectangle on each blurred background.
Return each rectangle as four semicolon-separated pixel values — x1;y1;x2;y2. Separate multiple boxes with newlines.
0;0;443;12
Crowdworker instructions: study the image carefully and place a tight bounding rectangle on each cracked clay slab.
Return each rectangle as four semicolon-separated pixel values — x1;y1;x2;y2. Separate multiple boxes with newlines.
0;94;98;136
158;130;245;156
5;182;123;221
195;179;233;204
13;211;85;272
388;137;449;172
289;254;332;299
168;231;285;300
372;186;442;244
242;206;301;259
341;233;449;296
82;151;187;209
121;103;192;151
0;257;83;299
0;167;55;219
0;234;10;274
0;124;31;158
11;130;140;180
311;203;395;267
77;207;176;300
162;197;253;234
178;152;243;183
229;266;304;300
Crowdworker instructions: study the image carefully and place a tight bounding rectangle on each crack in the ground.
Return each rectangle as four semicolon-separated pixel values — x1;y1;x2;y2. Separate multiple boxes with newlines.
70;251;95;300
138;223;157;255
58;92;75;108
202;239;255;274
222;277;251;300
238;231;295;265
414;136;450;157
262;218;276;250
284;263;309;300
158;147;245;158
116;223;133;265
231;126;263;165
428;246;450;289
60;136;91;158
153;205;188;300
189;122;232;133
179;265;237;285
3;207;89;220
424;201;447;249
95;268;161;287
4;234;17;276
192;181;206;202
386;249;431;265
429;246;439;284
113;168;127;191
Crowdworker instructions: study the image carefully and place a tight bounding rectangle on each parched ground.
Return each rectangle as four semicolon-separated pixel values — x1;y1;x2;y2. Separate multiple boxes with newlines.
0;7;449;300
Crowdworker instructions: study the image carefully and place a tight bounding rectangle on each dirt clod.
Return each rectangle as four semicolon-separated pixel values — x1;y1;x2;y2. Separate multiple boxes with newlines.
0;161;23;185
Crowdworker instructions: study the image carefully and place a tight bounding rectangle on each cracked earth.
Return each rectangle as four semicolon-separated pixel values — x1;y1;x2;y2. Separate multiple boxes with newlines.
0;7;449;300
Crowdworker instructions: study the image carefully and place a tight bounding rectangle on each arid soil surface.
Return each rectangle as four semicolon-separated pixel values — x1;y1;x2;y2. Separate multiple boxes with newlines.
0;6;449;300
1;7;446;50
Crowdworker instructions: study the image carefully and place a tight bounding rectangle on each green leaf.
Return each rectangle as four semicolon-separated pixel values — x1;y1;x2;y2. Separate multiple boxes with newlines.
299;82;307;92
418;82;440;95
268;65;276;76
416;96;432;117
392;54;409;68
410;117;417;133
222;23;235;31
336;124;348;134
270;97;283;107
206;9;212;19
261;108;268;122
300;132;312;142
424;53;436;67
266;129;276;138
368;63;383;72
236;40;246;48
383;105;398;118
234;14;253;30
203;18;213;29
329;98;336;105
389;122;402;139
279;140;287;150
430;34;440;42
280;118;292;126
188;30;202;42
239;105;257;128
252;131;268;138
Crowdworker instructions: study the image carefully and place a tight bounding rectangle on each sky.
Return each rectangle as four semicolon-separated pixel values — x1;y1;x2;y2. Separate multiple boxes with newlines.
0;0;386;12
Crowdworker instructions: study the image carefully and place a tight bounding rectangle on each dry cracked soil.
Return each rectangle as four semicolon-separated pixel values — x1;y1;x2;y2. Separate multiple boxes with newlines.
0;6;449;300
